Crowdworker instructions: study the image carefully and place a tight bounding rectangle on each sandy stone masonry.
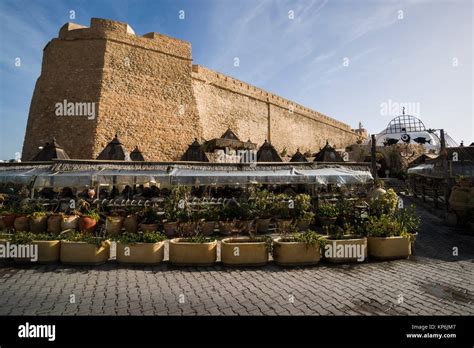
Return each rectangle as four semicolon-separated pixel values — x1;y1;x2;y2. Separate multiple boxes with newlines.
22;18;362;161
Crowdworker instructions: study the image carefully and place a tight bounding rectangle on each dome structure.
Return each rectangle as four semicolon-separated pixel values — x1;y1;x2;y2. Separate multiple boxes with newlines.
375;114;440;149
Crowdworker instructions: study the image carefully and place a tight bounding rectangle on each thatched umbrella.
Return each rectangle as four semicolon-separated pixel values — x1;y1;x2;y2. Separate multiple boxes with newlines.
290;148;308;162
97;134;128;160
181;138;209;162
257;140;282;162
31;138;70;161
313;141;343;162
130;146;145;161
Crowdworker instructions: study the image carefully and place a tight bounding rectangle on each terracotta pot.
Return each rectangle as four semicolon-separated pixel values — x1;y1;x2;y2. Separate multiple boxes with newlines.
169;238;217;266
219;221;235;235
221;237;269;266
61;215;79;230
29;216;48;233
106;216;124;235
123;214;138;233
14;240;60;264
200;221;216;236
273;237;321;266
60;240;110;265
78;216;97;233
116;241;165;265
163;222;178;238
367;235;411;260
47;214;63;235
139;223;159;233
323;236;367;263
14;216;29;232
256;218;271;233
0;214;16;230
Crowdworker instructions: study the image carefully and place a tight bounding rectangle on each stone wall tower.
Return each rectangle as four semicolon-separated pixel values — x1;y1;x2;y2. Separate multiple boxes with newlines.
22;18;202;161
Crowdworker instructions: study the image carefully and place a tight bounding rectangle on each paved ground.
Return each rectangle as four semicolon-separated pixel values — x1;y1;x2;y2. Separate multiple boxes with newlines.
0;203;473;316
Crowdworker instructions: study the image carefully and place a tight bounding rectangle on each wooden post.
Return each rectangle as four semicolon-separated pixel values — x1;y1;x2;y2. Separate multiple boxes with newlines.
371;134;377;179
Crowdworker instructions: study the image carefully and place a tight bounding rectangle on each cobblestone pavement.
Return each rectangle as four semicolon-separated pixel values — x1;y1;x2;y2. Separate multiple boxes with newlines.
0;204;473;316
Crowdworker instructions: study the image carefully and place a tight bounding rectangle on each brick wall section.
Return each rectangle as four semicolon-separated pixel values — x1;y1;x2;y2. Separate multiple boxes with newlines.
22;18;359;161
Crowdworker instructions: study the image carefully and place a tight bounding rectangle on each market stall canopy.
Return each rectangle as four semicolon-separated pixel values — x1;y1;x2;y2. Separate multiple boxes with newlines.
290;149;308;163
0;163;52;184
257;140;282;162
97;134;128;160
31;138;70;161
314;141;344;162
130;146;145;161
181;138;209;162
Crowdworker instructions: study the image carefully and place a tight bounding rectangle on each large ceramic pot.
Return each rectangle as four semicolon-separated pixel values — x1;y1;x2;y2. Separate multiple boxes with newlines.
323;236;367;263
169;238;217;266
29;216;48;233
367;235;412;260
47;214;63;235
106;216;124;236
0;214;16;230
221;237;269;266
256;218;271;233
273;237;321;266
60;240;110;265
61;215;79;230
14;240;60;264
163;222;178;238
123;214;138;233
14;216;29;232
116;241;165;265
139;223;159;233
78;216;97;233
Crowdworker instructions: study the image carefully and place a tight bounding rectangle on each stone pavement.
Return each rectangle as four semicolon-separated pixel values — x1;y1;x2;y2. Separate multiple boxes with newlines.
0;205;473;316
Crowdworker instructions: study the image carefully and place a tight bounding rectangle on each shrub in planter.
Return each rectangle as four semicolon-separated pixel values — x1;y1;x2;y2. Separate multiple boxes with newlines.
221;235;271;266
316;203;339;227
274;194;294;233
250;189;274;233
234;202;256;234
47;213;63;235
59;231;110;265
10;231;60;263
294;194;314;231
79;210;100;233
323;225;367;263
195;205;219;236
29;211;48;233
115;231;166;265
163;186;190;237
273;231;325;266
139;208;160;232
169;235;217;266
218;202;238;235
368;188;399;217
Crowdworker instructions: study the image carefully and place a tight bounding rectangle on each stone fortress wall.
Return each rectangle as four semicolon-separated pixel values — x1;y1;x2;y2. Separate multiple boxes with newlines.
22;18;362;162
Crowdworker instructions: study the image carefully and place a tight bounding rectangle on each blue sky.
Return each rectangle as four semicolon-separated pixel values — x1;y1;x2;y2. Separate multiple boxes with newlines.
0;0;472;160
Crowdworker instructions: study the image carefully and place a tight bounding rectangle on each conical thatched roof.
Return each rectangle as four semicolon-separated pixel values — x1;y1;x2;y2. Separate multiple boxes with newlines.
314;141;343;162
181;138;209;162
257;140;282;162
130;146;145;161
31;138;70;161
97;134;128;160
290;148;308;163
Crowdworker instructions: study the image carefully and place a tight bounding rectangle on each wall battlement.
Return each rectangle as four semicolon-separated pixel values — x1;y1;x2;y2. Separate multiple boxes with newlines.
22;18;359;162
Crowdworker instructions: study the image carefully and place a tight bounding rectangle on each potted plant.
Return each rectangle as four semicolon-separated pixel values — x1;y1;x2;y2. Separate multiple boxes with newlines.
47;212;64;235
0;206;16;231
115;231;167;265
139;208;160;232
163;186;190;237
79;210;100;233
10;231;60;263
322;224;367;263
169;234;217;266
235;201;255;234
274;194;293;233
13;205;30;232
28;207;48;233
220;233;271;266
59;230;110;265
273;230;325;266
365;213;416;260
123;207;139;233
105;212;124;236
252;189;274;233
219;201;237;235
316;203;339;227
61;210;80;231
294;194;314;231
195;205;218;236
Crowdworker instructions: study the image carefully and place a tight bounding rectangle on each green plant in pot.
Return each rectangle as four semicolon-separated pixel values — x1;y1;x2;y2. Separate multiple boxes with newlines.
77;200;100;233
235;201;255;234
294;194;314;231
221;231;273;266
273;230;326;266
251;188;274;233
123;206;140;233
13;205;30;232
10;231;60;263
316;203;339;228
274;194;293;233
195;205;219;236
28;204;48;233
139;208;160;233
163;186;191;237
47;211;64;235
59;230;110;265
169;233;217;266
323;223;367;263
218;200;240;235
105;212;124;236
368;188;399;217
114;231;167;265
0;205;17;231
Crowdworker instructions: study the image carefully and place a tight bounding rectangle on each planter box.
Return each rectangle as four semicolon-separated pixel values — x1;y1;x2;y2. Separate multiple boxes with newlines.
273;237;321;266
368;235;411;260
169;238;217;266
221;237;268;266
116;242;164;265
60;240;110;265
323;236;367;263
14;240;60;264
